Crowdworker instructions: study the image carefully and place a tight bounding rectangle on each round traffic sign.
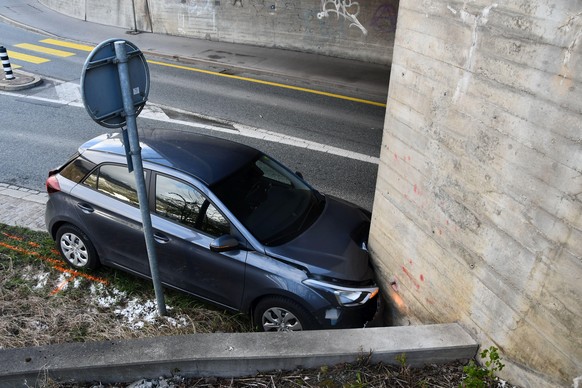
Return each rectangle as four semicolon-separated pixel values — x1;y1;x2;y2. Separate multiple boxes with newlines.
80;38;149;128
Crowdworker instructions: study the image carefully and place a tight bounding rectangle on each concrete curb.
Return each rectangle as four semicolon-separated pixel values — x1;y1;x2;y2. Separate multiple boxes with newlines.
0;324;478;386
0;69;43;91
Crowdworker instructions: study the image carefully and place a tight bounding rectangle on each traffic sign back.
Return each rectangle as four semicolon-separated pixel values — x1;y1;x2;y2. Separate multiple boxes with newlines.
80;39;149;128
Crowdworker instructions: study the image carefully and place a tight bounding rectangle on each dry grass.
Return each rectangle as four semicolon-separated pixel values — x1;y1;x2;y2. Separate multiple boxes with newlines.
1;224;490;387
0;224;251;351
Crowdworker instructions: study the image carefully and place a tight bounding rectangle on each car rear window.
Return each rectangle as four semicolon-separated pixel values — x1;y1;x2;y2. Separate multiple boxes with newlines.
60;156;96;184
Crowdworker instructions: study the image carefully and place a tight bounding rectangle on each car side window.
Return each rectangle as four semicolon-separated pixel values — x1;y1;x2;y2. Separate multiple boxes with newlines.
155;175;229;237
200;201;230;237
83;164;140;206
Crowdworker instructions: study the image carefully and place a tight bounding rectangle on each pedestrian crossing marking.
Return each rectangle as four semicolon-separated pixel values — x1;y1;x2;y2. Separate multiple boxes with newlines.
14;43;75;57
4;38;97;70
6;51;49;64
40;39;94;52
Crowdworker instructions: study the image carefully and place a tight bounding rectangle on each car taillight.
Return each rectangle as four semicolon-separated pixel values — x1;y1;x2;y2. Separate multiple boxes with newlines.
46;173;61;194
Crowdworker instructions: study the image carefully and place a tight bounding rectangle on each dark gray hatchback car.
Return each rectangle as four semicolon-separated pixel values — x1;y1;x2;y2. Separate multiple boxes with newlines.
45;128;379;331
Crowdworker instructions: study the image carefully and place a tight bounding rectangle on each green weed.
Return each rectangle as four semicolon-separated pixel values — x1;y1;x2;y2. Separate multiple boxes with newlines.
396;352;407;369
461;346;505;388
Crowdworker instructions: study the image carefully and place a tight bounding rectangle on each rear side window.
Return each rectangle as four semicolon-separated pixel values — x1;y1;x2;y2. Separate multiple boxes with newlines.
60;156;96;184
83;164;140;206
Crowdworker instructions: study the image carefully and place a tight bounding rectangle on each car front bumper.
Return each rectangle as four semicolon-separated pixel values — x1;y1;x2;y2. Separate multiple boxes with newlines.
315;293;380;330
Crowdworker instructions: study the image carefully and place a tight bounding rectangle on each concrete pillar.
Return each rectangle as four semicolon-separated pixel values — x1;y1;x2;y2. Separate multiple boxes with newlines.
370;1;582;386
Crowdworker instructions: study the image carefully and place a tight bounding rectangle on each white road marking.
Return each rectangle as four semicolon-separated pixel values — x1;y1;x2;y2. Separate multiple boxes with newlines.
0;87;379;165
55;82;81;104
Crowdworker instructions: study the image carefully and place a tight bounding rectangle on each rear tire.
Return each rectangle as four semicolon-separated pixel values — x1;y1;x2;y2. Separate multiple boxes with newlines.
56;224;99;270
254;296;317;332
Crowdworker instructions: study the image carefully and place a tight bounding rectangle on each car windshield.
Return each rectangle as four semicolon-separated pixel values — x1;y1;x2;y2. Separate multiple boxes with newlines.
211;155;324;246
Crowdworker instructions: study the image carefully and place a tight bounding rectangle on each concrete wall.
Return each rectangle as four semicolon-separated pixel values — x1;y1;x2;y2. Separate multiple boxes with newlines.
38;0;398;64
37;0;153;33
369;0;581;386
42;0;86;20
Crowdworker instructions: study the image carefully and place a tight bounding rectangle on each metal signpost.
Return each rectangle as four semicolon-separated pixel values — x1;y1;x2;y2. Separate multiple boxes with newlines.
80;39;166;316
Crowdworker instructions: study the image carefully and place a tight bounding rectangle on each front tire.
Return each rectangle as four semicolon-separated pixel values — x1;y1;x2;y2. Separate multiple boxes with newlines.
56;224;99;269
254;296;316;332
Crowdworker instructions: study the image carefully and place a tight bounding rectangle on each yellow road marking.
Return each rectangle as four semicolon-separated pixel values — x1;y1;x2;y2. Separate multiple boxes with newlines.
40;38;94;52
8;63;22;69
9;38;386;107
14;43;75;57
6;51;49;64
147;59;387;107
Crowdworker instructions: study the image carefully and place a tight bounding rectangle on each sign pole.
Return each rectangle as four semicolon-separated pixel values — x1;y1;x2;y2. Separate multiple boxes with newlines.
114;40;166;316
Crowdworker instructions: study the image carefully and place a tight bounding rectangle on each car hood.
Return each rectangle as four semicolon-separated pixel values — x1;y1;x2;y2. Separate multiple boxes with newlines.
264;196;374;283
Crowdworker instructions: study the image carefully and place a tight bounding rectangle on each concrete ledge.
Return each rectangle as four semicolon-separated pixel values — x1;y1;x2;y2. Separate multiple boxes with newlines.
0;324;477;386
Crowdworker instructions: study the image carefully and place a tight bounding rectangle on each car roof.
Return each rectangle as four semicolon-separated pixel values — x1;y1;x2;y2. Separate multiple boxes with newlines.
80;128;262;185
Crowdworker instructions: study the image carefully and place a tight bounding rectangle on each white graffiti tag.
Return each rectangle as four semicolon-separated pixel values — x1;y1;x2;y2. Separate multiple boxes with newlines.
317;0;367;35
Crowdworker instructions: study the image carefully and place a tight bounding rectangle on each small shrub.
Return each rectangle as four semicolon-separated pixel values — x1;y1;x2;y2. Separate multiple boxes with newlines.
461;346;505;388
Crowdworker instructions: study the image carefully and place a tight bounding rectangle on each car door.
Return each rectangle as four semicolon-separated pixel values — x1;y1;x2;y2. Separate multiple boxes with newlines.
151;173;247;310
70;163;151;275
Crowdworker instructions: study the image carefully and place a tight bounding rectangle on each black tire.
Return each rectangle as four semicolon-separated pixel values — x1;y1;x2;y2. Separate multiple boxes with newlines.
55;224;100;270
254;296;317;332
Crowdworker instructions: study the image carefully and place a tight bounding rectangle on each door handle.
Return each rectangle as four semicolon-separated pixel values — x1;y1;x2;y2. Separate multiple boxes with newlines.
77;203;94;214
154;233;170;244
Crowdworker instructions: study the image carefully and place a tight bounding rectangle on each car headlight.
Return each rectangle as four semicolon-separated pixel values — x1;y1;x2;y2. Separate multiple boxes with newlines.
304;279;379;307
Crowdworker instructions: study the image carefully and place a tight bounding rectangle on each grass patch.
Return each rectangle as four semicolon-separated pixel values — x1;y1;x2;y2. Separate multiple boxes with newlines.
0;223;251;350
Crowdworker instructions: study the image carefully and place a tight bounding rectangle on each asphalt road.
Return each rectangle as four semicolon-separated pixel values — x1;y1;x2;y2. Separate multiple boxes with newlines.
0;21;384;210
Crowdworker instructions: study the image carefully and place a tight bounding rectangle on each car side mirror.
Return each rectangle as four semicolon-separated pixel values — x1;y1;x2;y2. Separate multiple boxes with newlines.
210;235;240;253
295;171;304;179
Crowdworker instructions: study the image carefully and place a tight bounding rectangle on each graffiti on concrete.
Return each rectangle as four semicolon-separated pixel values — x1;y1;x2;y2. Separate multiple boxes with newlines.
181;0;214;15
370;3;398;33
178;0;217;34
233;0;242;6
317;0;368;35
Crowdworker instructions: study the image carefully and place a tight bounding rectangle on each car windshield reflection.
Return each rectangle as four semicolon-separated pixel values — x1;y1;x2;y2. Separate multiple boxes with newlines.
211;155;323;246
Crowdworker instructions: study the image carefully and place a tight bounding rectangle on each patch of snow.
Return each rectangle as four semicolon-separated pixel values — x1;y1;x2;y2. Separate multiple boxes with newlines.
72;277;82;288
55;273;71;291
165;316;189;328
28;320;49;331
21;269;50;290
127;376;184;388
89;283;189;330
115;299;159;330
32;272;49;290
91;283;128;308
